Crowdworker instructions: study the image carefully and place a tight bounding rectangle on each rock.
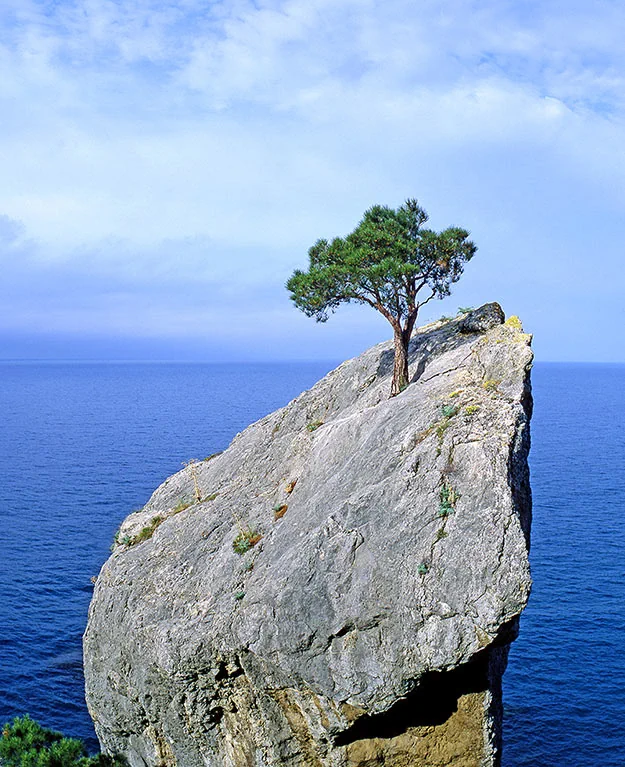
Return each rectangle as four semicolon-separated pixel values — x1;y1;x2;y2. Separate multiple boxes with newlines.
84;304;533;767
459;303;505;334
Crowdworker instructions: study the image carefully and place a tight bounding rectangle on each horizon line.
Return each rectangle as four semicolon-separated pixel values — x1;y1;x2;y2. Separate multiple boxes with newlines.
0;358;623;365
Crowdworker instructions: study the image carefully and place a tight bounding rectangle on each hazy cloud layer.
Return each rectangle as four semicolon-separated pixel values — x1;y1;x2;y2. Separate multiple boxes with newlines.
1;0;624;360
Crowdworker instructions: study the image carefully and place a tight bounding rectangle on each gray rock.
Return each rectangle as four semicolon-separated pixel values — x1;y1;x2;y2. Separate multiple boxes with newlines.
84;305;533;767
459;302;505;334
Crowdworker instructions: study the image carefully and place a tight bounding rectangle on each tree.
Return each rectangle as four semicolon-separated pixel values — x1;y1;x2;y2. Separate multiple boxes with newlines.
286;199;477;396
0;715;126;767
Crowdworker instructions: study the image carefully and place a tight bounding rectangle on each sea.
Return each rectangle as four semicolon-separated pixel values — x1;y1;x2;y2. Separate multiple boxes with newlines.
0;361;623;765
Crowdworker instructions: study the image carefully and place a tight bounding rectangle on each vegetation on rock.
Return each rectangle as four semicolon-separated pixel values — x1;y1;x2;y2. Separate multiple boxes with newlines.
438;482;461;517
287;199;476;395
0;715;125;766
232;527;262;554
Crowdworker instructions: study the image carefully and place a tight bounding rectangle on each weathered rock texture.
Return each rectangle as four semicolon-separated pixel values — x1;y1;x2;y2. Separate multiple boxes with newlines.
84;304;533;767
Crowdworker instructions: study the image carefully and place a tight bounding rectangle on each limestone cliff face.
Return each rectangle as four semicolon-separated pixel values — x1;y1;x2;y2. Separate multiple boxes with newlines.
84;303;533;767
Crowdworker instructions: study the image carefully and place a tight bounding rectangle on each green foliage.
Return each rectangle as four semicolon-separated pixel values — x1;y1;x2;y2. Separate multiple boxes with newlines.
132;516;164;544
233;527;262;555
111;529;131;551
438;482;460;517
287;199;476;395
234;591;245;601
306;420;324;432
173;498;192;513
202;492;218;502
417;563;429;575
435;405;458;452
435;528;448;542
457;306;474;315
287;200;476;324
0;715;125;766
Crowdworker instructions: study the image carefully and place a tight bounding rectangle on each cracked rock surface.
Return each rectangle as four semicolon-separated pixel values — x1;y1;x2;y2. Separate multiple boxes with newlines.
84;303;533;767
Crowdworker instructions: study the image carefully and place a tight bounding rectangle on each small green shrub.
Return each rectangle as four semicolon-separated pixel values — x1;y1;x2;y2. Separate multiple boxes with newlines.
132;516;164;544
173;498;192;514
234;591;245;601
435;528;448;541
438;482;460;517
0;715;125;766
306;420;324;432
202;492;218;502
441;404;458;418
233;527;262;555
110;530;131;551
457;306;474;315
417;563;429;575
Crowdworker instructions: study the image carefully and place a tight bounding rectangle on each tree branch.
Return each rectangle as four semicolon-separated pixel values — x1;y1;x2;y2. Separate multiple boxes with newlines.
416;290;437;310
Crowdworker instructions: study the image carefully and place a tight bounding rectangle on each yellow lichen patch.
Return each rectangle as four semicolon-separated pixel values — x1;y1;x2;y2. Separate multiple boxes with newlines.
482;379;500;393
449;390;463;398
465;405;480;415
514;332;532;344
505;315;523;330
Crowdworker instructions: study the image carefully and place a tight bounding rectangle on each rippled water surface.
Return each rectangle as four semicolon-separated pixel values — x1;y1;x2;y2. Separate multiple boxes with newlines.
502;363;625;766
1;361;623;764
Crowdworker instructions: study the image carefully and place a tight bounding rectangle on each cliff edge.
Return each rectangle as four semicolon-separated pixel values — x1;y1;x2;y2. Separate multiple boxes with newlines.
84;303;533;767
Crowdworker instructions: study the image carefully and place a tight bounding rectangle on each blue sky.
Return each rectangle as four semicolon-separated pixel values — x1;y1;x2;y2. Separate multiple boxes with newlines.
1;0;623;361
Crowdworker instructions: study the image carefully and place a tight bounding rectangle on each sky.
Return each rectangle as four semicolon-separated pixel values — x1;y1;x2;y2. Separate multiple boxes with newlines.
0;0;624;362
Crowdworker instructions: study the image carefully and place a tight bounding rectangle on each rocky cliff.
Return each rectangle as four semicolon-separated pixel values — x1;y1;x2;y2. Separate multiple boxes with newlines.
84;303;533;767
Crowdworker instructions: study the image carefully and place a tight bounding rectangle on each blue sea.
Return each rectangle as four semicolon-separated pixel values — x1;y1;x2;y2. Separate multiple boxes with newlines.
0;361;623;765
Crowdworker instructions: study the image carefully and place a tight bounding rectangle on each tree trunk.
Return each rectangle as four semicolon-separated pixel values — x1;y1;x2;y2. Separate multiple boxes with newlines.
390;328;410;396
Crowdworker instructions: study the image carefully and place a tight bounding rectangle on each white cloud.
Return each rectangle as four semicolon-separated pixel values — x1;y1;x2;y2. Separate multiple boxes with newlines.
0;0;624;359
